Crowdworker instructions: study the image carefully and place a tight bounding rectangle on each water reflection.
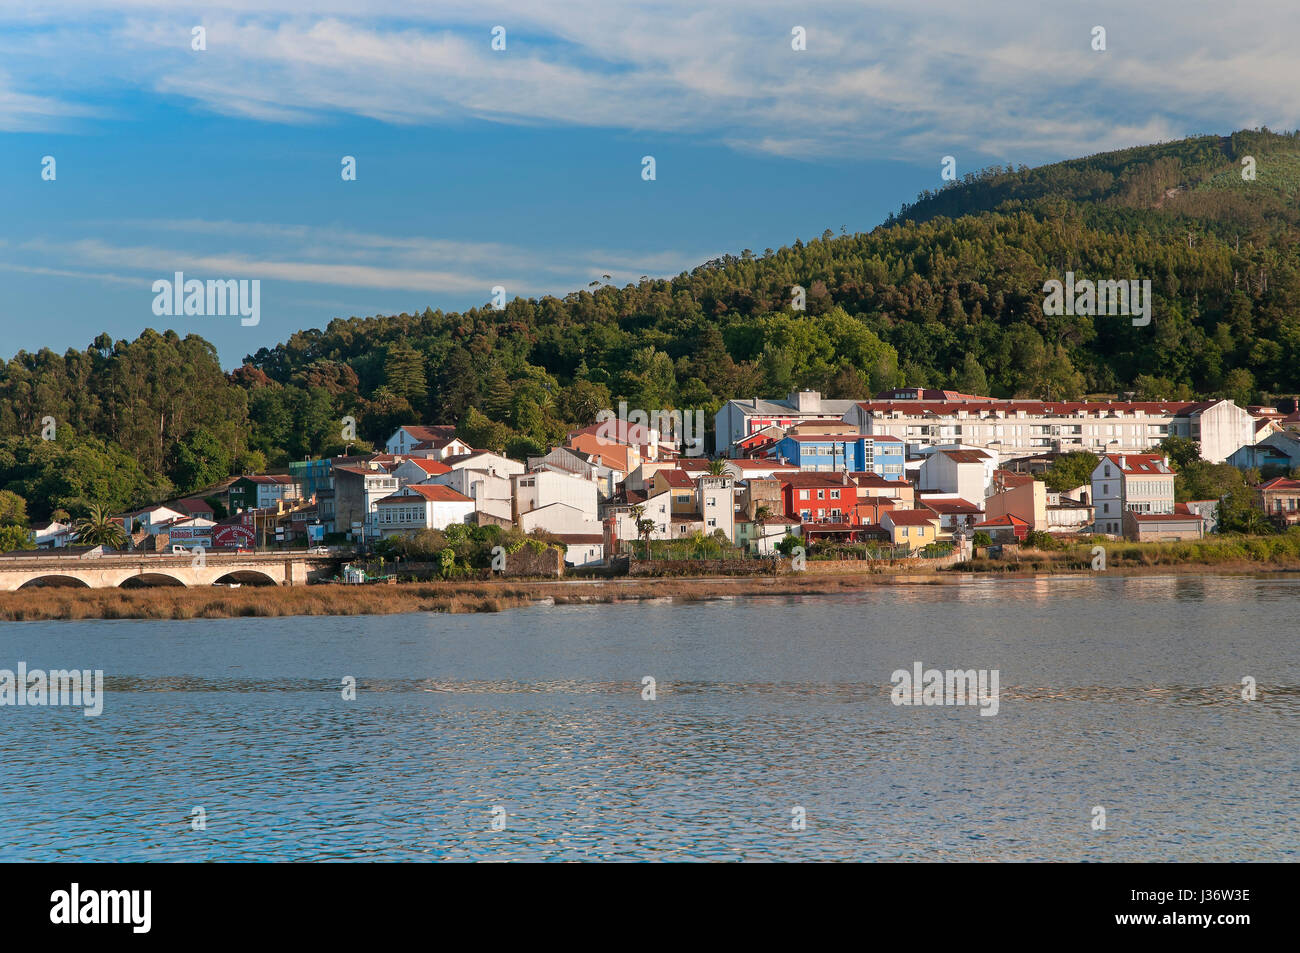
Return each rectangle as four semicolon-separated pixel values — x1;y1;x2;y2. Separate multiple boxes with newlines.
1;576;1297;861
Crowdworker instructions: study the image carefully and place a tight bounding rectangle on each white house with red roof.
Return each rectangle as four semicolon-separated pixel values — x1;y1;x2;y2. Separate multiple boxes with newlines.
385;425;472;459
391;457;452;486
424;468;513;522
1090;453;1180;537
372;484;475;537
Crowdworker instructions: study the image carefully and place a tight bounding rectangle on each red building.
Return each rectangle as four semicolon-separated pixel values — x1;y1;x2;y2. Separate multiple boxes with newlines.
780;473;862;524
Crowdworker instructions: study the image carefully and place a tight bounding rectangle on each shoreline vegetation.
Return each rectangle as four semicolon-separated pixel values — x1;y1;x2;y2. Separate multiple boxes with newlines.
2;536;1298;621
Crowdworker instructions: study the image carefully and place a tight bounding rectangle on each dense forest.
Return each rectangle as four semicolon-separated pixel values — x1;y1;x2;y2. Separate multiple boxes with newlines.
2;128;1299;523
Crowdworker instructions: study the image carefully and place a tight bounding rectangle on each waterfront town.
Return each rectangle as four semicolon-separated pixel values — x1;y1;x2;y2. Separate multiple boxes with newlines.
18;388;1300;570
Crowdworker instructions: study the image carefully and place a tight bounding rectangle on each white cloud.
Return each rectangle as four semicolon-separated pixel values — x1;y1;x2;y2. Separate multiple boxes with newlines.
0;2;1297;159
13;222;714;298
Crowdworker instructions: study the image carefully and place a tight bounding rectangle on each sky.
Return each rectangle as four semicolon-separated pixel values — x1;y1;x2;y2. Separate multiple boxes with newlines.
2;1;1298;369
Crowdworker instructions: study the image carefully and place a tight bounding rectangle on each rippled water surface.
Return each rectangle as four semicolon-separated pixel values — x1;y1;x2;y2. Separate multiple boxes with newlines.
1;574;1297;861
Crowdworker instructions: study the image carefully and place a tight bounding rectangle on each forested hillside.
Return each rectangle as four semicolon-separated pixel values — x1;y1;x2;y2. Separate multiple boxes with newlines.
3;128;1298;521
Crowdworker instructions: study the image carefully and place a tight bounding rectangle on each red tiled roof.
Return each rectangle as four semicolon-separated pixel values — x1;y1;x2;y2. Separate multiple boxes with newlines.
1132;512;1202;522
1258;477;1300;491
855;399;1224;417
399;425;458;444
1102;453;1173;475
939;449;993;463
404;458;452;475
885;510;941;526
992;469;1035;487
922;499;982;515
658;470;695;488
975;513;1030;527
379;485;473;503
568;420;653;447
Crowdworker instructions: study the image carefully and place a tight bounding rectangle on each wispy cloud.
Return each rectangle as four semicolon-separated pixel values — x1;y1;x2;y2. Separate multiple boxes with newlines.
14;221;714;298
1;2;1297;159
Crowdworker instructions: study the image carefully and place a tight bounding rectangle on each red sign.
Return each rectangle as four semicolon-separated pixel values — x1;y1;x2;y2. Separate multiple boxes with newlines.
212;524;256;548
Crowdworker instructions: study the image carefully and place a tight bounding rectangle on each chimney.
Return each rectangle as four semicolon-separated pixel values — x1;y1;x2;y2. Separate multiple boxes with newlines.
1163;455;1170;469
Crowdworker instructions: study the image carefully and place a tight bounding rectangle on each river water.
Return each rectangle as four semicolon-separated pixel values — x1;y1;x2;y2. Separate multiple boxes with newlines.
1;574;1296;861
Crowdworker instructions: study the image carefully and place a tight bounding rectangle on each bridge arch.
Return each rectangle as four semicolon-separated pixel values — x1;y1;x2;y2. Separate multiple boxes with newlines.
16;574;91;589
118;572;187;588
210;570;279;587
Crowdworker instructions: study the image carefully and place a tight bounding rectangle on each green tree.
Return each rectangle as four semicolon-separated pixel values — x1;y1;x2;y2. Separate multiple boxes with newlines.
72;503;128;549
0;524;34;551
1041;452;1099;492
384;340;428;405
170;427;233;494
953;351;989;395
1157;435;1201;471
0;489;28;527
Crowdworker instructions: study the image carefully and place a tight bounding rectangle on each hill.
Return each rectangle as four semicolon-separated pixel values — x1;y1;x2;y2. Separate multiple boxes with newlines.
2;128;1298;521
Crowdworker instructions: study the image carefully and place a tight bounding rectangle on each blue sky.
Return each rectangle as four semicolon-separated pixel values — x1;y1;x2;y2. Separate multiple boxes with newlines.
2;1;1297;368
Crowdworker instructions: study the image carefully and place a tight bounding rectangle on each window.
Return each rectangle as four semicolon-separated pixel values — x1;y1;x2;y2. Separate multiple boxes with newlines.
901;527;909;537
830;490;840;499
800;490;810;500
707;519;716;527
817;490;825;499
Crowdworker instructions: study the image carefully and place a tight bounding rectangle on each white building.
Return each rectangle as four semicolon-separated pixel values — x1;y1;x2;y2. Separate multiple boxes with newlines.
918;447;996;503
556;534;605;567
372;485;475;538
696;474;736;542
444;451;525;479
845;398;1253;464
385;425;473;460
424;468;513;522
604;487;674;544
1091;453;1175;536
30;520;74;549
390;457;452;486
518;501;603;538
513;469;598;523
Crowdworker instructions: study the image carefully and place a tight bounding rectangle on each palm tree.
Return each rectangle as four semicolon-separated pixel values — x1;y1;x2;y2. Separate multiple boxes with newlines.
628;504;648;558
753;504;773;556
636;518;657;559
73;503;127;549
707;458;727;476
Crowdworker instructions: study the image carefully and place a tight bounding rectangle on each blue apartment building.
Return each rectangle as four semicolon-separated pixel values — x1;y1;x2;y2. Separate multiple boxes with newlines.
773;434;906;479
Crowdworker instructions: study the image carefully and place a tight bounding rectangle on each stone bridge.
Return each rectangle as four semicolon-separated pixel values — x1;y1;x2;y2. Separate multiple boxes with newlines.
0;552;338;591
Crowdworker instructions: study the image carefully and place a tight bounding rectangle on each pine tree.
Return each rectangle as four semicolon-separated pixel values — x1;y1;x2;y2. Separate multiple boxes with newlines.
384;340;427;405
